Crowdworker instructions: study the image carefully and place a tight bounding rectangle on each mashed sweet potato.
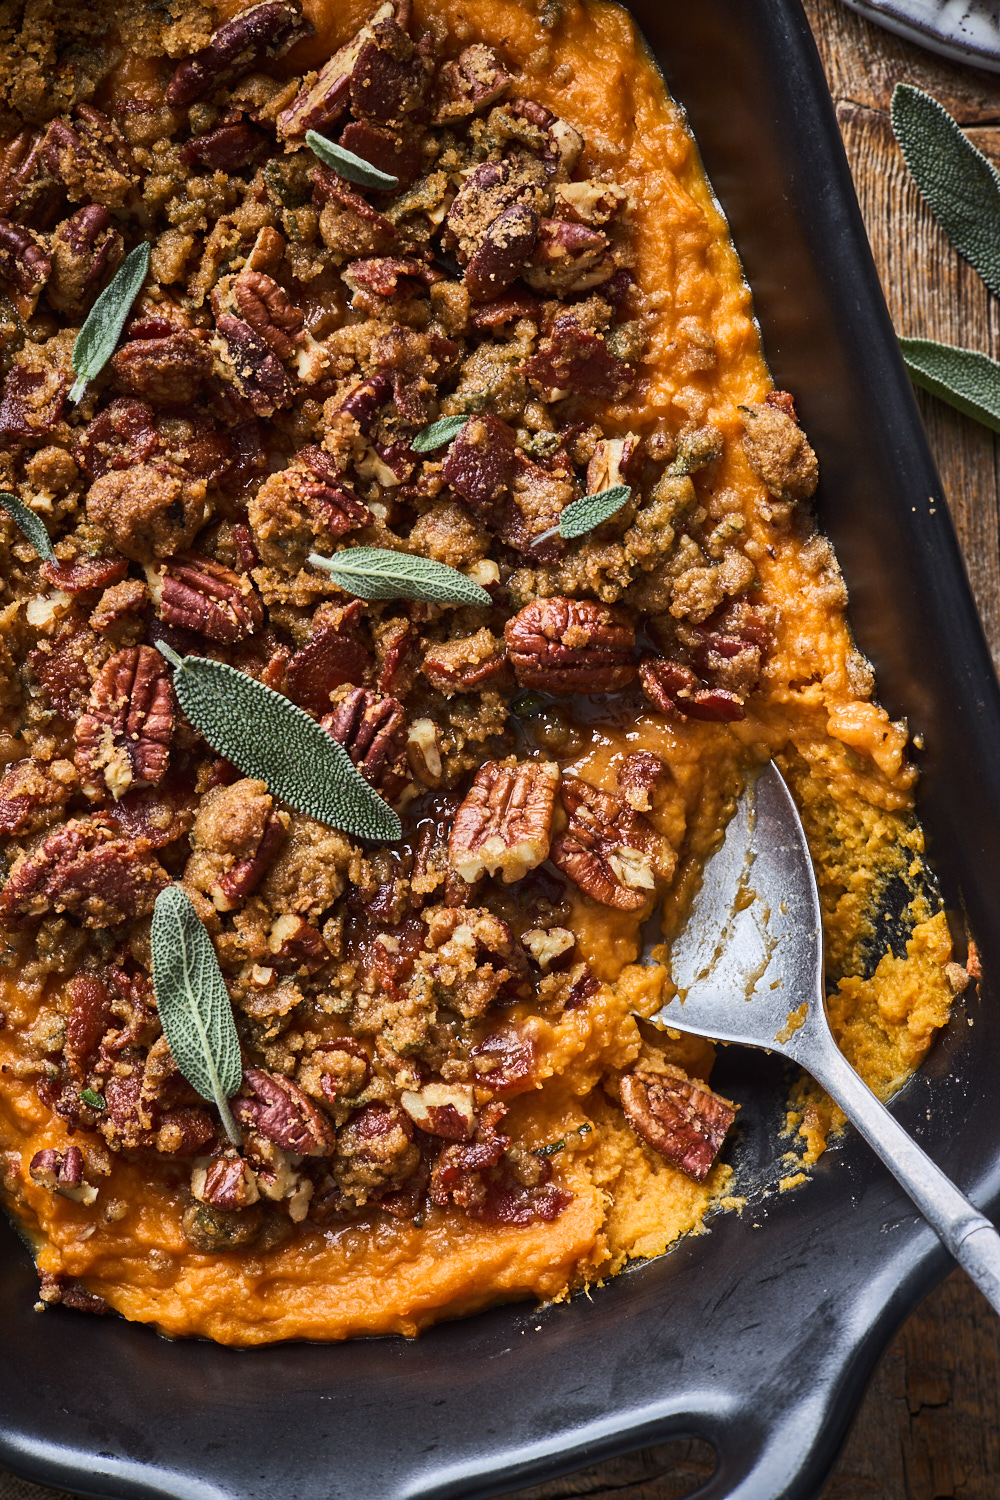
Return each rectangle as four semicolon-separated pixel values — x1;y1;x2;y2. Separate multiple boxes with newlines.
0;0;961;1344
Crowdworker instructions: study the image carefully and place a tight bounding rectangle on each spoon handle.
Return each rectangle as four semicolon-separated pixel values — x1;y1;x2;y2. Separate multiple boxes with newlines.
803;1033;1000;1313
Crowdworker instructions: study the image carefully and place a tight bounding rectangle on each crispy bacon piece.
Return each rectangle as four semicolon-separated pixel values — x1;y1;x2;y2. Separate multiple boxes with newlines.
285;603;369;713
619;1066;737;1181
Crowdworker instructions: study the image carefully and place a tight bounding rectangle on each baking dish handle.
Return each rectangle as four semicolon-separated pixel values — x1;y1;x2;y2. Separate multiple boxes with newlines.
683;1411;810;1500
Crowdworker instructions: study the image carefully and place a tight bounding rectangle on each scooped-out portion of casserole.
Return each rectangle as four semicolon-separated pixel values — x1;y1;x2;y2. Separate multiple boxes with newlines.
0;0;966;1344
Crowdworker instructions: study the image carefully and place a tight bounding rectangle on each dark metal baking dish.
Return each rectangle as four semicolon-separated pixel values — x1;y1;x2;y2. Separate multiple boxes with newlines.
2;1;999;1497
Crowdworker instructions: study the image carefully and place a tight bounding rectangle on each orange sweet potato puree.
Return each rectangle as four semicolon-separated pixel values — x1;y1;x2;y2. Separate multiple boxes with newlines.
0;0;956;1344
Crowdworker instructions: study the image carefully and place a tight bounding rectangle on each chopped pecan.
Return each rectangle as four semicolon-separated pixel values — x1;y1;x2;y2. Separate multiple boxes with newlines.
41;106;136;209
37;1272;109;1314
179;122;266;174
616;750;669;812
0;817;170;928
522;218;613;296
464;202;538;302
349;19;434;126
320;686;407;794
342;255;442;300
587;433;642;495
99;783;195;851
0;363;67;445
553;179;628;226
338;120;422;189
446;158;546;264
505;598;636;693
469;289;543;331
234;1067;337;1156
167;2;313;108
111;325;213;407
29;1145;97;1204
267;913;329;973
277;0;400;138
155;553;264;644
229;270;304;360
740;399;818;502
214;312;294;417
41;552;128;594
0;216;50;297
400;1082;476;1139
522;314;632;401
434;43;511;122
639;657;745;723
292;446;373;535
191;1147;260;1210
422;628;510;697
47;205;123;317
285;602;369;713
551;775;675;911
619;1065;737;1181
765;389;797;420
75;398;158;481
156;1106;215;1157
332;1102;420;1206
74;646;175;800
449;759;560;884
0;758;71;837
442;412;516;515
418;904;532;1014
337;371;392;435
312;164;396;255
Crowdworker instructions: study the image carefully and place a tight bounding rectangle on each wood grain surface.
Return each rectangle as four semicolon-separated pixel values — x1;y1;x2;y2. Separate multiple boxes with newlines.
2;3;999;1500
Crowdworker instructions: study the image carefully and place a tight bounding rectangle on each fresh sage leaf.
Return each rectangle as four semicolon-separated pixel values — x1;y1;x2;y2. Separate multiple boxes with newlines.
309;546;492;607
305;129;399;191
891;84;1000;299
70;241;151;403
80;1088;106;1111
411;416;469;453
558;484;631;540
0;491;55;561
157;641;402;841
151;885;242;1148
898;336;1000;433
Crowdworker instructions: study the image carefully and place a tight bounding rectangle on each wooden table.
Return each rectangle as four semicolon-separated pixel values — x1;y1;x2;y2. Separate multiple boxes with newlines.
2;4;998;1500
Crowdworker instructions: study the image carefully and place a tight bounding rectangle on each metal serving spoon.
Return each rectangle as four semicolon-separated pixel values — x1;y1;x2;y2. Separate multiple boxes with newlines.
647;761;1000;1313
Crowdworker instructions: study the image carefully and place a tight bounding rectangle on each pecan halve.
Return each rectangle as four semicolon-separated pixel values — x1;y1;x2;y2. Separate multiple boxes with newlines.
233;1067;337;1156
348;19;434;126
522;314;632;401
41;106;136;209
156;553;264;644
464;203;539;302
167;2;313;108
179;122;266;174
505;597;636;694
0;817;170;928
616;750;669;813
638;657;745;723
214;312;294;416
434;43;511;122
191;1148;260;1210
230;270;304;360
449;759;560;884
0;216;50;296
619;1065;737;1182
74;645;176;800
320;686;407;793
294;446;373;535
550;775;674;912
47;205;123;317
522;218;613;296
442;412;516;514
277;0;400;138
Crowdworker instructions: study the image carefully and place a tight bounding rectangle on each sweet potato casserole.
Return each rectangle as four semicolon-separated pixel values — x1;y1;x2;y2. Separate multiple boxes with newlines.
0;0;966;1343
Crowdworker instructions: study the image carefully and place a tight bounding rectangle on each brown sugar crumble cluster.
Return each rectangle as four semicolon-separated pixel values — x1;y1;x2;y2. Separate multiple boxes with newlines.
0;0;818;1298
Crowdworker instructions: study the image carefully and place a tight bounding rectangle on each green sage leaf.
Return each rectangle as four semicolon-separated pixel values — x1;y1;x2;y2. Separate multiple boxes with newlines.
558;484;631;540
411;416;469;453
70;242;151;403
305;129;399;191
898;336;1000;434
309;546;492;607
891;84;1000;298
0;491;55;561
157;642;402;841
80;1088;106;1111
151;885;242;1147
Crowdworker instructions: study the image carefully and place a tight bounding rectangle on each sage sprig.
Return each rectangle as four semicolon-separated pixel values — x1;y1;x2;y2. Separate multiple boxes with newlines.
305;129;399;192
70;242;150;404
412;416;469;453
151;885;242;1148
891;84;1000;299
157;642;401;841
0;491;55;561
309;547;492;607
558;485;631;540
898;338;1000;433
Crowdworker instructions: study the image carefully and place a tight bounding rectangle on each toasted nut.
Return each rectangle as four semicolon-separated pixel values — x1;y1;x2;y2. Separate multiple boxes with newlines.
29;1146;98;1204
74;645;175;800
619;1065;737;1181
153;553;264;644
550;775;675;912
400;1083;476;1140
449;759;560;884
233;1067;337;1156
505;597;636;694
